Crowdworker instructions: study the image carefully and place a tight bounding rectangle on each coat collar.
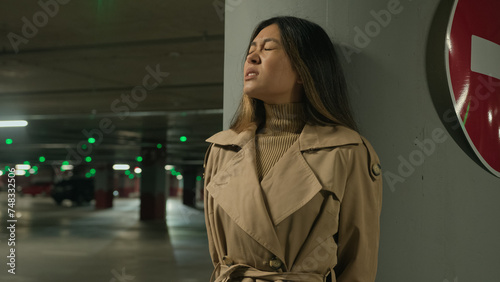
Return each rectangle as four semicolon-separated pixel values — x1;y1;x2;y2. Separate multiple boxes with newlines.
206;123;362;150
205;123;363;262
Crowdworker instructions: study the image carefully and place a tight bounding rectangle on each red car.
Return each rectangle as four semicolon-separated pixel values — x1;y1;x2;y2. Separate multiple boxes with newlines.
20;182;53;197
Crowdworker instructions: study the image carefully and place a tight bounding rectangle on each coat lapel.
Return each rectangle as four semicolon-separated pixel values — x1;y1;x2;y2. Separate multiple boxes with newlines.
259;124;361;226
206;129;285;259
260;139;323;226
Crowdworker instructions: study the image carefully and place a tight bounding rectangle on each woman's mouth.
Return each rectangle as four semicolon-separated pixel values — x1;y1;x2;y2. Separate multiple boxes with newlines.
245;72;258;80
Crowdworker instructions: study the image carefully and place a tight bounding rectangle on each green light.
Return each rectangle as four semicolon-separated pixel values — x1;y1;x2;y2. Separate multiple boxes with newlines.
463;100;471;126
24;161;30;165
39;156;46;162
90;168;96;174
6;139;13;145
85;156;92;162
85;172;92;178
196;176;202;181
25;172;30;177
157;143;162;149
97;0;105;13
62;161;69;165
32;166;38;172
60;167;65;172
128;174;134;179
82;144;87;150
124;170;130;175
136;156;143;162
88;138;96;144
5;166;10;171
180;136;187;142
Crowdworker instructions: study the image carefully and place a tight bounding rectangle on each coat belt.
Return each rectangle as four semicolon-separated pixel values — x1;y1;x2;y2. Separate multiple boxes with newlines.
212;263;326;282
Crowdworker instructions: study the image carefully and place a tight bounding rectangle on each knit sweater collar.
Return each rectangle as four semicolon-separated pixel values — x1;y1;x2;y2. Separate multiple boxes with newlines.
260;103;306;134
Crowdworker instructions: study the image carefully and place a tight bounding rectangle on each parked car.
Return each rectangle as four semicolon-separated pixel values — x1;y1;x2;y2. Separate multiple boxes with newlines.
20;182;53;197
51;178;94;206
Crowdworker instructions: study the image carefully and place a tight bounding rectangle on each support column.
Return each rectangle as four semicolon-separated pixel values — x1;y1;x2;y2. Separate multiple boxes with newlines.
94;164;114;209
182;165;197;207
140;141;167;220
195;166;204;207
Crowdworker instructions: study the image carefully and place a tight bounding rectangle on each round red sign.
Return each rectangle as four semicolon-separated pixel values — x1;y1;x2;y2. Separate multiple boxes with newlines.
446;0;500;177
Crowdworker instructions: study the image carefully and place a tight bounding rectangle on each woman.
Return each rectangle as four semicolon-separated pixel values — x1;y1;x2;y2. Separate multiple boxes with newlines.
204;16;382;282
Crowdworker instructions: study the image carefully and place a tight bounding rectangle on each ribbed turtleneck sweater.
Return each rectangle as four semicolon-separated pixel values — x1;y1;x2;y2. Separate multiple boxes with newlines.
255;103;306;181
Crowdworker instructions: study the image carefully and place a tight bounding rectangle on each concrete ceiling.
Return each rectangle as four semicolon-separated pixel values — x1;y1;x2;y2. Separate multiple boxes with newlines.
0;0;224;168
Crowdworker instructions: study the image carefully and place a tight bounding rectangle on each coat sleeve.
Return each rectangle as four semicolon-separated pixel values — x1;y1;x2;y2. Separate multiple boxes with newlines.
203;143;220;268
334;138;383;282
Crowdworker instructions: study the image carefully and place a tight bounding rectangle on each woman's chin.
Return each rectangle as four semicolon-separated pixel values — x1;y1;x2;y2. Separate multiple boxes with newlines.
246;93;264;101
244;89;258;99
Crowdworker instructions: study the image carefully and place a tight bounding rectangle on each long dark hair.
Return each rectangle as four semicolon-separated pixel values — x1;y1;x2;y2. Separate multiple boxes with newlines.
230;16;357;132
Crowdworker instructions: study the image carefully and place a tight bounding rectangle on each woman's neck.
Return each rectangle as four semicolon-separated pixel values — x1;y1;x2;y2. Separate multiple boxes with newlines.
260;103;306;134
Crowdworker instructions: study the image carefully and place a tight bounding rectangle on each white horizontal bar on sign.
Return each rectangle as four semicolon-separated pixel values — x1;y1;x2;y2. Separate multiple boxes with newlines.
471;35;500;80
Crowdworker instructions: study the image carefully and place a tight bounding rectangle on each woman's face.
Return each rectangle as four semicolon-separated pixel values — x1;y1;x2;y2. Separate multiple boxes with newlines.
243;24;303;104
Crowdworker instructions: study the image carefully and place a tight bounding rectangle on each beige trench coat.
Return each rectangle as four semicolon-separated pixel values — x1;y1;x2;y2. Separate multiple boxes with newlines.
203;123;383;282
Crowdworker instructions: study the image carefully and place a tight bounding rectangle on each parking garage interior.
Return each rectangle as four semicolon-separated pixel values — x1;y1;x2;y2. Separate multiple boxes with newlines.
0;1;220;281
1;1;500;282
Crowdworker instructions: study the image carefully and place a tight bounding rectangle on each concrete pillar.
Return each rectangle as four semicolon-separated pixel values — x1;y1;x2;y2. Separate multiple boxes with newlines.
181;166;197;207
139;142;167;220
94;164;113;209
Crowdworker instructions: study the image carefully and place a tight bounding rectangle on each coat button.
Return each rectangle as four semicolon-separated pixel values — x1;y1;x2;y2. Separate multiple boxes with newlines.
269;257;282;270
222;255;233;266
372;163;382;176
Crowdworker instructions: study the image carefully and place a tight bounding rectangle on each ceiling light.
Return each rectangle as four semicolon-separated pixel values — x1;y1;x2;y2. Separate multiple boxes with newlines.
0;120;28;127
61;165;74;171
113;164;130;170
15;164;31;170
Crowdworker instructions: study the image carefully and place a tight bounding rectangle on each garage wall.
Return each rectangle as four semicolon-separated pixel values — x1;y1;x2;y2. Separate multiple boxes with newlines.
222;0;500;281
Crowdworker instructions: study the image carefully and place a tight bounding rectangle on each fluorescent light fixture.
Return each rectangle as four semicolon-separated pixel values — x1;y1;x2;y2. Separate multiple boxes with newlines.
113;164;130;170
165;165;174;171
15;164;31;170
0;171;3;176
15;170;26;176
134;167;142;174
0;120;28;127
176;175;183;180
61;165;74;171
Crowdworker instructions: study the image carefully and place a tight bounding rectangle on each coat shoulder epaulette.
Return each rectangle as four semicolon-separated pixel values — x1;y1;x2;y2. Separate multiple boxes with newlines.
359;136;382;181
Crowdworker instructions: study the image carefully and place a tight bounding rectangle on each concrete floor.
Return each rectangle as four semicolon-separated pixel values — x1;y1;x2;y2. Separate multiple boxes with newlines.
0;192;213;282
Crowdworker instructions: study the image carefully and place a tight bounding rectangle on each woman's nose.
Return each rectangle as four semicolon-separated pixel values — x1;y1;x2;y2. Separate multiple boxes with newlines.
246;52;260;64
